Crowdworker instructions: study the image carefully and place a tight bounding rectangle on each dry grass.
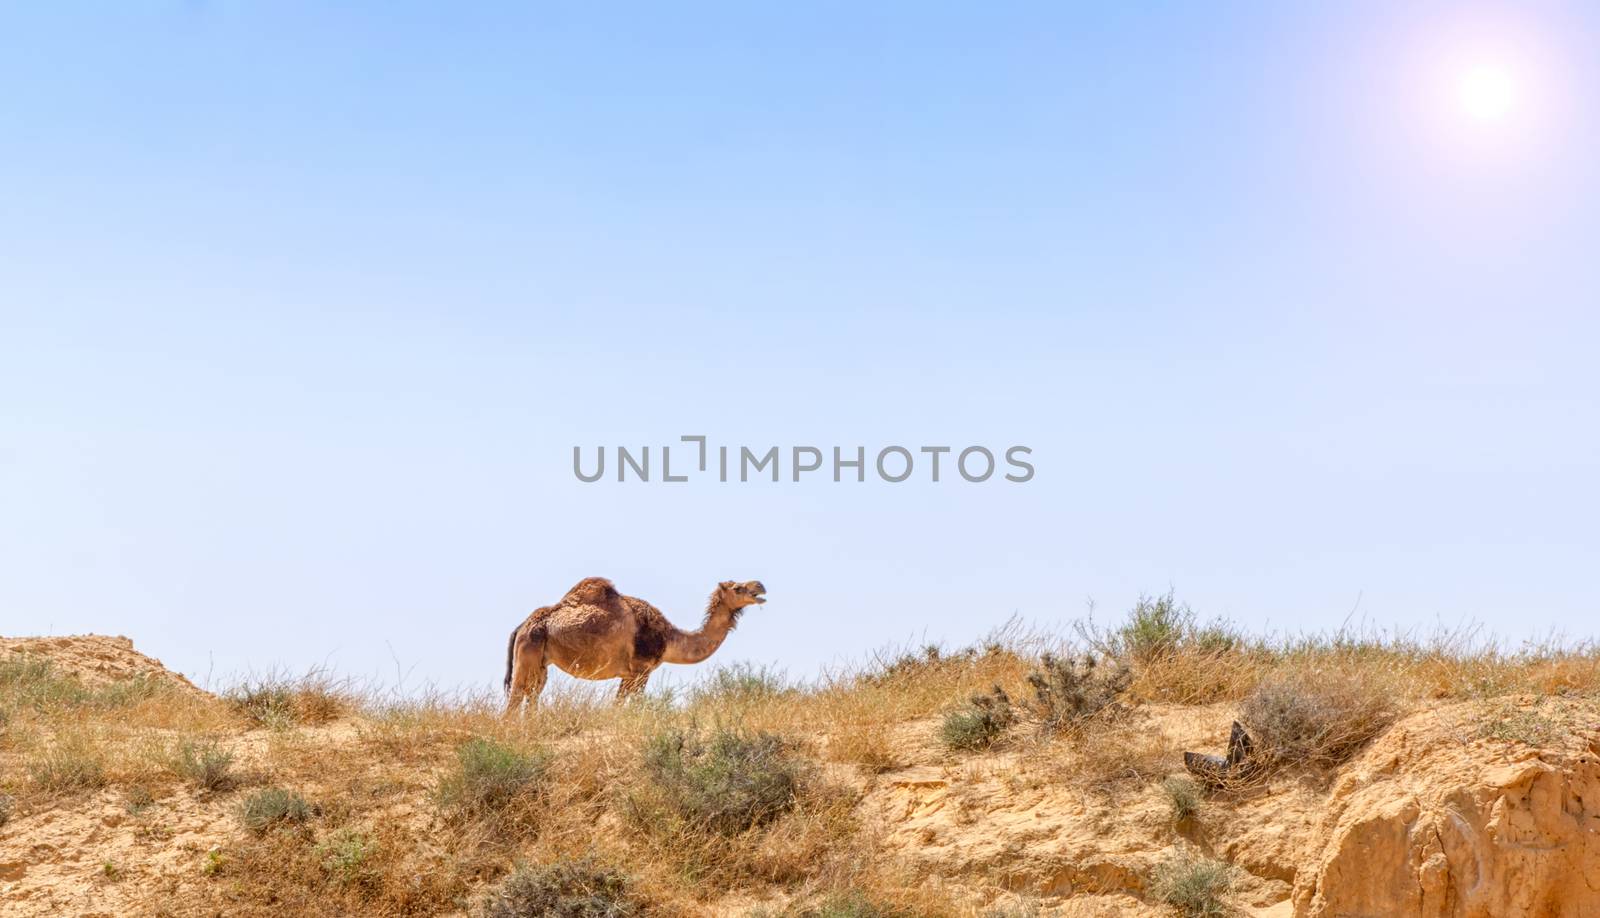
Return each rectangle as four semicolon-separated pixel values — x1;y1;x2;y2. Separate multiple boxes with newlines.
1150;850;1235;917
226;670;356;728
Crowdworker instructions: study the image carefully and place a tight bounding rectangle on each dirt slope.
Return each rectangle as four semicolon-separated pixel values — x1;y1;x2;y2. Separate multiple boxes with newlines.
3;635;1599;917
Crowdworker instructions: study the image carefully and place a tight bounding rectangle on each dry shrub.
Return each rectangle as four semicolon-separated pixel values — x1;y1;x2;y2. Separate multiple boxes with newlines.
1026;653;1130;733
478;857;643;918
939;685;1015;751
1239;666;1399;771
227;671;353;728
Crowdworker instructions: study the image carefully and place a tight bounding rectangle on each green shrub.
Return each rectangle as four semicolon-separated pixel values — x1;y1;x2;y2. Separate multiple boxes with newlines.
437;737;548;818
317;829;379;886
1150;852;1233;917
939;685;1015;751
690;663;789;705
1118;594;1190;662
478;857;641;918
1109;594;1241;664
641;727;804;834
1161;776;1202;822
170;738;237;791
239;787;313;833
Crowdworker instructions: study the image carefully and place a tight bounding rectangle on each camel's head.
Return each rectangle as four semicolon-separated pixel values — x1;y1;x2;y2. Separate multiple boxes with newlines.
718;580;768;610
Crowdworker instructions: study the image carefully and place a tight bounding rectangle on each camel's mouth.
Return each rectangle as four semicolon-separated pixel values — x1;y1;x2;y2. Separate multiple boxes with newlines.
748;583;767;604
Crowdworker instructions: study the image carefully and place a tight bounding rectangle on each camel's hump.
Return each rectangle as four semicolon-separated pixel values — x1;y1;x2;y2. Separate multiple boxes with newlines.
560;576;621;607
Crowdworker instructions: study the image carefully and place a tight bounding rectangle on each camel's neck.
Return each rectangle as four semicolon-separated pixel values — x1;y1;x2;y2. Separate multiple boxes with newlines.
661;593;742;665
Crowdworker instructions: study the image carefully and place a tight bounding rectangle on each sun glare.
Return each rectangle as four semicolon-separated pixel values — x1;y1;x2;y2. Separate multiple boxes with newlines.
1456;64;1517;123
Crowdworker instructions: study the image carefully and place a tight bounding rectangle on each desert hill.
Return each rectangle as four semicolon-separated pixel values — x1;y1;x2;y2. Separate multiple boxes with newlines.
2;612;1598;917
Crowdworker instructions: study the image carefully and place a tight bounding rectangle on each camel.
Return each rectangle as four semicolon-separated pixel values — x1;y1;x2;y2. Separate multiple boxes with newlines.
503;577;767;715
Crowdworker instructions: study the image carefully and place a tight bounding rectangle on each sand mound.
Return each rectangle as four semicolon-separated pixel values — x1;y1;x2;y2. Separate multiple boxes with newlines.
1293;698;1600;917
0;634;202;695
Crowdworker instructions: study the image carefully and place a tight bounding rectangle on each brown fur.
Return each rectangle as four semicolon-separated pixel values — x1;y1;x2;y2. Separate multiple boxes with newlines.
504;577;767;715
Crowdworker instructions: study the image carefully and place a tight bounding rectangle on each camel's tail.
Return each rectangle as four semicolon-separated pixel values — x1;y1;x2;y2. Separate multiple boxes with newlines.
503;623;521;694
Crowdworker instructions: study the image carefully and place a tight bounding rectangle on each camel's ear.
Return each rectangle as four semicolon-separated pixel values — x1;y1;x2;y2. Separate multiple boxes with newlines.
719;580;735;591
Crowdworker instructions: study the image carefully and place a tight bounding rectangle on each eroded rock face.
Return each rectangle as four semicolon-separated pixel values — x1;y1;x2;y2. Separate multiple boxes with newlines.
1294;704;1600;918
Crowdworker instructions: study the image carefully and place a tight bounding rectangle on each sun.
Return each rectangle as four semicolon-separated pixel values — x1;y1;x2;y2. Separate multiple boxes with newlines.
1456;64;1517;123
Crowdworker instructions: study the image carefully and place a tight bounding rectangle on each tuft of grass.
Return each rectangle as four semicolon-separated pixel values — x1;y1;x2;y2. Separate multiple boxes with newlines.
437;737;548;819
1239;667;1399;771
29;734;108;790
477;857;641;918
0;793;13;826
690;662;790;706
1027;653;1130;733
1477;700;1561;746
1150;851;1234;917
316;829;379;887
169;738;237;791
239;787;314;833
123;785;155;816
1161;776;1202;822
226;672;350;728
641;726;805;834
228;680;297;727
939;685;1015;751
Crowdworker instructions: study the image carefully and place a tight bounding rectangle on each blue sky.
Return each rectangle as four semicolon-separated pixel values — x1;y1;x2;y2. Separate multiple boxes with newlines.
2;3;1597;693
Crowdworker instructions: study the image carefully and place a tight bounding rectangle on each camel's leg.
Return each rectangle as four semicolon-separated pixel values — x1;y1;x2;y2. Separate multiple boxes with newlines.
616;672;649;703
505;628;549;717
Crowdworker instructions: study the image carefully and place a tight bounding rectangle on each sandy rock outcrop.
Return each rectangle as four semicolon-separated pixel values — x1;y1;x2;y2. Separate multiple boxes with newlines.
1294;700;1600;918
0;634;202;695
